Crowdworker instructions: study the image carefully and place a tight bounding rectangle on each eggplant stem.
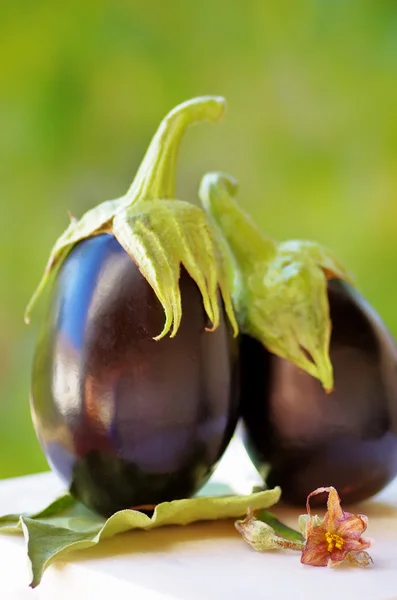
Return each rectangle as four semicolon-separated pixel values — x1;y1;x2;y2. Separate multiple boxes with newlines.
126;97;226;204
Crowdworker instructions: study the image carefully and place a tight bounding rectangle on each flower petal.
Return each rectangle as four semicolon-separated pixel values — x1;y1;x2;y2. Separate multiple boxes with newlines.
336;513;369;540
321;487;344;531
300;526;329;567
328;557;345;568
301;545;329;567
342;537;372;554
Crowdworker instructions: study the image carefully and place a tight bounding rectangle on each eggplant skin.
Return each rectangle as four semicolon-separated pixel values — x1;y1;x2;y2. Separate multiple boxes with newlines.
241;279;397;507
31;234;239;517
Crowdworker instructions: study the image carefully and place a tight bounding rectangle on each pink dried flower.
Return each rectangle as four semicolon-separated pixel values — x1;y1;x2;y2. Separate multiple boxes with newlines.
300;486;372;568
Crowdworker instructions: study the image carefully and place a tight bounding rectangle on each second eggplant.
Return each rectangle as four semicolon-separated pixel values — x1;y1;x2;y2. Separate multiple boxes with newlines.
241;280;397;506
200;171;397;506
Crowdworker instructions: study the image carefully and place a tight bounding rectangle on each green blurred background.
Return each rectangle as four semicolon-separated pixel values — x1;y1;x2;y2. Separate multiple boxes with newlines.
1;1;397;478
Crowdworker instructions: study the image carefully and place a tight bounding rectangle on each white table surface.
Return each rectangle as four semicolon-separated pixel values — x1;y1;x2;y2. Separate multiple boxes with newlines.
0;435;397;600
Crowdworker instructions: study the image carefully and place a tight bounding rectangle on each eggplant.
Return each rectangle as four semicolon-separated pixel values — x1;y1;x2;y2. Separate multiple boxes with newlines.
241;280;397;506
31;234;238;516
199;171;397;506
27;97;239;516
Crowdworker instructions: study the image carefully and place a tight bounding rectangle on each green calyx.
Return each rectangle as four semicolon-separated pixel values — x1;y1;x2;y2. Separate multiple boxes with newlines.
25;97;238;339
199;172;353;392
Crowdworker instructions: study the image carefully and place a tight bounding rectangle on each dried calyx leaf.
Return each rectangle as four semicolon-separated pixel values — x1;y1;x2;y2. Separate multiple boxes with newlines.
235;507;304;552
199;172;353;391
0;486;281;588
25;97;238;339
257;509;305;544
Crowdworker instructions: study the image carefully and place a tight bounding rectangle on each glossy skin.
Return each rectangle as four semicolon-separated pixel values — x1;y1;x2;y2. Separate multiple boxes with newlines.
241;279;397;506
31;234;239;516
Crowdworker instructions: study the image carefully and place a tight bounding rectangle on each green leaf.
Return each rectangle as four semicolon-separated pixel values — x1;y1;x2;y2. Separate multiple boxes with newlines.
0;514;23;531
199;171;353;392
0;487;280;588
257;510;304;543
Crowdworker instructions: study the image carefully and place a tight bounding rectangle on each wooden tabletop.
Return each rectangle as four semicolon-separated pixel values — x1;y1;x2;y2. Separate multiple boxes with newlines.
0;436;397;600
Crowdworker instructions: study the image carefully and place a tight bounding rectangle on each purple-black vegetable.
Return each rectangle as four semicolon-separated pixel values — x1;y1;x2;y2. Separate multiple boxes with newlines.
31;235;238;516
200;172;397;506
27;98;239;516
241;280;397;506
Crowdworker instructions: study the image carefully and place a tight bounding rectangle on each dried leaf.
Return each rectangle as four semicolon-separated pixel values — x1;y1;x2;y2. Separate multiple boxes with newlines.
257;510;304;543
235;507;304;553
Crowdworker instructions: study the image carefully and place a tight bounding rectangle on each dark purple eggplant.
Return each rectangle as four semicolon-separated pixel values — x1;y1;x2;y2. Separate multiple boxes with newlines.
240;280;397;506
199;172;397;506
31;234;238;516
27;98;239;516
